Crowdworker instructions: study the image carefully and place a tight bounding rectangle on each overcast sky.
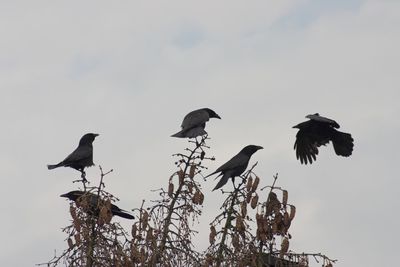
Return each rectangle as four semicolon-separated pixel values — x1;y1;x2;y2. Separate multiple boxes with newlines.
1;0;399;266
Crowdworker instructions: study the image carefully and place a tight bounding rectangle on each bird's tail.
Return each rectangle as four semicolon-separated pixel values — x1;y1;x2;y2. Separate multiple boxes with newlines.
332;131;354;157
113;210;134;220
212;173;229;191
171;130;186;138
47;163;62;170
171;127;207;138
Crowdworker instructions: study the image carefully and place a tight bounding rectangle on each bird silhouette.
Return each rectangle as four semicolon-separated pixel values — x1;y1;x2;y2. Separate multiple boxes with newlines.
293;113;354;164
206;145;263;191
171;108;221;138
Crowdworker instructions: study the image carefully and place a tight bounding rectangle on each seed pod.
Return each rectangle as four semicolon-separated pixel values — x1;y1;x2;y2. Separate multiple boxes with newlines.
67;238;74;249
232;234;240;249
142;210;149;229
209;226;216;244
283;212;290;227
282;190;288;206
251;194;259;209
146;228;154;241
188;182;194;193
289;205;296;220
236;215;245;234
192;191;200;204
73;217;81;232
70;205;77;221
251;176;260;192
131;224;137;238
241;201;247;217
178;169;184;184
74;233;81;245
246;176;253;192
246;192;252;203
280;237;289;258
198;192;204;205
325;263;333;267
189;164;196;178
168;182;174;197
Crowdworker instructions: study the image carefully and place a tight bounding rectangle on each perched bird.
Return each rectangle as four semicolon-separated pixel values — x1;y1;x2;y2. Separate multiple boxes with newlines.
171;108;221;138
293;113;354;164
206;145;263;191
61;190;134;220
47;133;99;179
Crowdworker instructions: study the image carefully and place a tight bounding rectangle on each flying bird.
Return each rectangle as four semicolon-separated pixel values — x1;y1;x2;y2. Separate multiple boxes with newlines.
206;145;263;191
47;133;99;180
171;108;221;138
61;190;134;220
293;113;354;164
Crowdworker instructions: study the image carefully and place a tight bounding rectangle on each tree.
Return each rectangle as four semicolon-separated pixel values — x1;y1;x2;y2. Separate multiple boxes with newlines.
40;136;336;267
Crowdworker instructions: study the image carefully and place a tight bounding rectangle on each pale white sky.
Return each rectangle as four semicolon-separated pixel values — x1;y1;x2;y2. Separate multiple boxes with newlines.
0;1;399;266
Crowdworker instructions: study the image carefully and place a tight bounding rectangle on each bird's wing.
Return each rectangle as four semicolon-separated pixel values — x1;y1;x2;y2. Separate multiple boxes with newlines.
215;153;248;173
62;145;92;163
294;131;319;165
181;109;209;130
306;114;340;128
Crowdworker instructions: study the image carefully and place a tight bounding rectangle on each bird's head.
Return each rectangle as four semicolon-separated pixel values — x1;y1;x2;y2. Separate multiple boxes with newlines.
79;133;99;146
241;145;263;156
203;108;221;119
60;190;85;201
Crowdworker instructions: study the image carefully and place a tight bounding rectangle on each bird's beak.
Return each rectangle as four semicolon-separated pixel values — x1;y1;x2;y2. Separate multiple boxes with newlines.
257;146;263;150
292;125;299;129
60;193;68;198
94;133;99;137
215;114;221;119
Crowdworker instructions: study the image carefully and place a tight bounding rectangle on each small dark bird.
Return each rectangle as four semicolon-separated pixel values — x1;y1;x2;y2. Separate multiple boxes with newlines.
171;108;221;138
61;190;134;220
293;113;354;164
47;133;99;179
206;145;263;191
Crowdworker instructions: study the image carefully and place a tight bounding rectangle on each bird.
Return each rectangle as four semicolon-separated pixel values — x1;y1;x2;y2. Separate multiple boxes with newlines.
171;108;221;138
293;113;354;164
206;145;263;191
60;190;134;220
47;133;99;180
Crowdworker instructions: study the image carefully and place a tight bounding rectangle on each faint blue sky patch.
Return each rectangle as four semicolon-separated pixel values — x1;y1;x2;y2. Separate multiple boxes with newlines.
68;55;103;80
173;25;205;50
273;0;364;30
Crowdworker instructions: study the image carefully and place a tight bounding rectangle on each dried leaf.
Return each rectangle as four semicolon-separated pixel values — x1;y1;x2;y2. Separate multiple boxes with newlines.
251;176;260;192
168;182;174;198
246;192;252;204
209;226;216;244
131;224;137;238
282;190;288;206
241;201;247;217
246;176;253;192
289;205;296;221
189;164;196;178
251;194;259;209
178;169;184;184
74;233;81;245
67;238;74;249
280;237;289;258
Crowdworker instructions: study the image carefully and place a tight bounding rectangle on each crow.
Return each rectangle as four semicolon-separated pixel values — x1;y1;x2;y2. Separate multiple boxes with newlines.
47;133;99;180
206;145;263;191
293;113;354;164
171;108;221;138
61;190;134;220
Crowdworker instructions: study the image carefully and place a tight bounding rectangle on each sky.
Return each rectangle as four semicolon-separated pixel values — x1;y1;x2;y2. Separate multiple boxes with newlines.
0;0;399;266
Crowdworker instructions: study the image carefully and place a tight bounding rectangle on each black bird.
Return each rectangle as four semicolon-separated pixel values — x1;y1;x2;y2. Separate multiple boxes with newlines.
206;145;263;191
47;133;99;179
61;190;134;220
171;108;221;138
293;113;354;164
